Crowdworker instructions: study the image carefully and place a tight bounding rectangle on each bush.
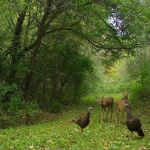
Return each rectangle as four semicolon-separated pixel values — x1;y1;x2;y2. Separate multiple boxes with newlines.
0;97;42;128
126;49;150;103
50;101;63;113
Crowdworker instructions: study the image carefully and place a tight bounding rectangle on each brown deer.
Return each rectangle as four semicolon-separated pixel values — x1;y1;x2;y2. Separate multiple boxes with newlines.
96;96;114;122
116;92;131;124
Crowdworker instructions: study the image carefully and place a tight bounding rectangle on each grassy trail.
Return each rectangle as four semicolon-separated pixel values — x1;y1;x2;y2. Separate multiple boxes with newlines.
0;94;150;149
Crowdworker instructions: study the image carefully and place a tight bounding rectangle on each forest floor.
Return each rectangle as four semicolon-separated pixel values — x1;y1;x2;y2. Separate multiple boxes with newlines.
0;94;150;150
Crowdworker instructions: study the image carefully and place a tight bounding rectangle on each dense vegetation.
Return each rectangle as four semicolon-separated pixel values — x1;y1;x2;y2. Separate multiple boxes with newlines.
0;0;150;129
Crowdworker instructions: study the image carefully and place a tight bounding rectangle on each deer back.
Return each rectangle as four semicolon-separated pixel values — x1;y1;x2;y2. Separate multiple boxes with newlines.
116;99;131;111
97;96;114;107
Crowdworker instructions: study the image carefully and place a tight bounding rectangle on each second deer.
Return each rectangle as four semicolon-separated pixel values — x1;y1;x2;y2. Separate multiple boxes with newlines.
96;96;114;122
116;92;131;124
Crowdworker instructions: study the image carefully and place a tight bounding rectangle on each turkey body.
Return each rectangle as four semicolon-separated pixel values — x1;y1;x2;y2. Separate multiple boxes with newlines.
126;117;144;136
125;104;144;137
72;107;93;132
76;112;90;129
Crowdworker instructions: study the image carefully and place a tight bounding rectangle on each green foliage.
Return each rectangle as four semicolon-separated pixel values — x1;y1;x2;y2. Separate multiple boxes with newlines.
0;83;18;111
50;101;63;113
89;59;133;95
25;101;42;117
126;49;150;102
0;83;17;98
0;91;42;128
89;47;150;104
8;94;25;115
35;37;93;108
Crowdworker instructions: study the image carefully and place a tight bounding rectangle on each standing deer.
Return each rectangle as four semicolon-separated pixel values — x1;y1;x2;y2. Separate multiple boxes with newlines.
116;92;131;124
96;96;114;122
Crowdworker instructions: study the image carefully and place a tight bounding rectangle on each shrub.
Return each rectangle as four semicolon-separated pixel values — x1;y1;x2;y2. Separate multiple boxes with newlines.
50;101;63;113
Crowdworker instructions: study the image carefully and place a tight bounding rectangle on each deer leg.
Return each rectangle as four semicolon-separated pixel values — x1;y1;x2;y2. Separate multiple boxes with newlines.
106;107;110;120
102;109;104;122
110;107;113;122
120;111;124;123
116;109;119;123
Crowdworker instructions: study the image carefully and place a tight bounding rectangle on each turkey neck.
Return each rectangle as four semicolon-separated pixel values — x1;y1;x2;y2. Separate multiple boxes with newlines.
126;109;133;119
87;110;91;117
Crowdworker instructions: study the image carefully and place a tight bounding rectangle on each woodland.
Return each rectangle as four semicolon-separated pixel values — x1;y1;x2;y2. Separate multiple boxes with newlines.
0;0;150;129
1;0;150;149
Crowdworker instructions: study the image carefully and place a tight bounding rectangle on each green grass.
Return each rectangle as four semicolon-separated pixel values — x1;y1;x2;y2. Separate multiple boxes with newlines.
0;94;150;150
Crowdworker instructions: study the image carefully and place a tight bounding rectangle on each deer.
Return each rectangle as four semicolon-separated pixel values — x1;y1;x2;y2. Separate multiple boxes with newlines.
116;92;131;124
96;96;114;122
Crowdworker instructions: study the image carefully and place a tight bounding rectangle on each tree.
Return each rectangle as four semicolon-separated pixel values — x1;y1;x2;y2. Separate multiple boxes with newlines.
125;48;150;101
0;0;148;112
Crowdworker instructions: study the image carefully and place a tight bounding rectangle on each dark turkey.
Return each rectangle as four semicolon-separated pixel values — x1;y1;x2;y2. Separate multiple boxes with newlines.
125;104;144;137
72;107;93;132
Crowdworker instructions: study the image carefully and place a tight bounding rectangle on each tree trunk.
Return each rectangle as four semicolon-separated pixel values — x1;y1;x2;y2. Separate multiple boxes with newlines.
24;0;52;102
3;7;28;105
7;7;28;84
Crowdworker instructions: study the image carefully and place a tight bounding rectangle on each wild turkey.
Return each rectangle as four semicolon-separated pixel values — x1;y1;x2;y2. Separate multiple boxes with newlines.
125;104;145;137
72;107;93;133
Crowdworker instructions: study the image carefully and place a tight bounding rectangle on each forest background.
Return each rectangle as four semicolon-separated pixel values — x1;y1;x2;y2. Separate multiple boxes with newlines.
0;0;150;128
